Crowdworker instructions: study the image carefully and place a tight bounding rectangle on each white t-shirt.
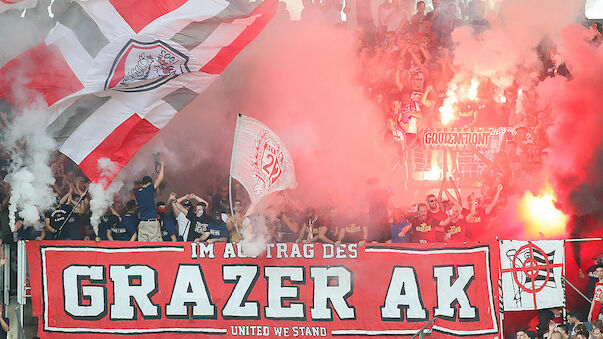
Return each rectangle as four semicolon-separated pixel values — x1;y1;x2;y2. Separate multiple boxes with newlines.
177;212;190;241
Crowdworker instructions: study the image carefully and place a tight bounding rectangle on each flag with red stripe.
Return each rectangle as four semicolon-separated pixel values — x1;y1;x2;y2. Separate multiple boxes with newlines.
0;0;36;13
0;0;277;186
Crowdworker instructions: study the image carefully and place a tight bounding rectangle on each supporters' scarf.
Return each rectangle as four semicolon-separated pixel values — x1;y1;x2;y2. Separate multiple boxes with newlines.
307;216;318;240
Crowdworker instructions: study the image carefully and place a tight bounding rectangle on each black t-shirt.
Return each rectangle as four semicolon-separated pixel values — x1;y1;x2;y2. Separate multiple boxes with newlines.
588;264;600;297
45;204;76;240
186;210;213;242
98;214;119;240
17;224;41;240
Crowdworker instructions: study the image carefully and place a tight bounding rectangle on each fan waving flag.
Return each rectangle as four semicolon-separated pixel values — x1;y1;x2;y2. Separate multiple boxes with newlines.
0;0;277;186
230;114;297;214
500;240;565;311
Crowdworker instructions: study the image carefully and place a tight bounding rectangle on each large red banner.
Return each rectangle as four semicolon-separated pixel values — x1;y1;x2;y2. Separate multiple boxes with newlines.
26;241;501;338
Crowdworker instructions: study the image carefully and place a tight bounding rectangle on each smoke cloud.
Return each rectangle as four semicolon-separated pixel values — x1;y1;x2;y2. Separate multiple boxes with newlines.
3;111;56;230
539;23;603;219
88;158;124;237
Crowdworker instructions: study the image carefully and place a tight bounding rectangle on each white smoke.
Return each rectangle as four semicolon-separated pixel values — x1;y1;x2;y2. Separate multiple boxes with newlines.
88;158;123;237
240;215;271;257
3;111;56;230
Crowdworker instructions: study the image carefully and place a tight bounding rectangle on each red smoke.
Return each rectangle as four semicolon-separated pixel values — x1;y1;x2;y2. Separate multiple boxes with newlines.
540;24;603;220
136;18;392;208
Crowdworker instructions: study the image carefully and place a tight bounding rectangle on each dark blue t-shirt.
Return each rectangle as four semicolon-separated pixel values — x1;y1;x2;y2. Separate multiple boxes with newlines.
135;185;158;220
16;217;42;240
0;316;9;339
110;214;138;241
17;225;41;241
160;214;177;241
391;220;410;243
208;219;229;240
99;214;119;240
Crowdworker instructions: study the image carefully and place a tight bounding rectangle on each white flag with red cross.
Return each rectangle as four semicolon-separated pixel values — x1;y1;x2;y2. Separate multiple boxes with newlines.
0;0;277;186
500;240;565;311
230;114;297;214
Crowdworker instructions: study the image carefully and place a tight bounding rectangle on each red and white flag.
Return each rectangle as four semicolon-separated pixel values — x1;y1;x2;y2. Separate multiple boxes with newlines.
230;114;297;213
0;0;36;13
0;0;277;185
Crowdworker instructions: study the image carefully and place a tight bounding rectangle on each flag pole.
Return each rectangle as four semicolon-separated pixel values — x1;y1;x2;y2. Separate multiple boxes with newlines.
228;114;243;238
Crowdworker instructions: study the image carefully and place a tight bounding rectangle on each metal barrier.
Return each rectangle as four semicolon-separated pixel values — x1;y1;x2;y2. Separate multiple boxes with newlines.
0;241;30;337
2;243;9;307
409;317;438;339
16;241;27;332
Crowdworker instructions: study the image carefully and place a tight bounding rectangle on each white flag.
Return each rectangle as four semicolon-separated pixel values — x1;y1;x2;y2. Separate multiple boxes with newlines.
230;114;297;213
500;240;565;311
0;0;36;13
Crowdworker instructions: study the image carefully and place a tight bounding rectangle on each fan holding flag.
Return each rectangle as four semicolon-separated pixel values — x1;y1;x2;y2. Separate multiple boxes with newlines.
228;114;297;243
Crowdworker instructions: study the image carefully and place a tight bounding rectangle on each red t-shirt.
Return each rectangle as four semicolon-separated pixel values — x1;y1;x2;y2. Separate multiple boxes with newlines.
445;217;466;243
409;218;435;243
593;282;603;320
428;210;448;242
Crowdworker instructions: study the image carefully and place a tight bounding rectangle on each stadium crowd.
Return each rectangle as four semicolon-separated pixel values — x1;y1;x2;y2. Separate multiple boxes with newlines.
0;0;601;246
0;1;602;338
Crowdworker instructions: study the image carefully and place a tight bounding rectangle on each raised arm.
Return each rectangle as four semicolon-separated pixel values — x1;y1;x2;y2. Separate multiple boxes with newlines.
109;205;122;221
437;177;447;203
172;194;189;215
59;190;71;205
443;186;460;207
485;184;503;216
421;85;435;107
465;193;477;222
154;161;164;189
190;194;209;207
395;63;406;92
449;178;464;209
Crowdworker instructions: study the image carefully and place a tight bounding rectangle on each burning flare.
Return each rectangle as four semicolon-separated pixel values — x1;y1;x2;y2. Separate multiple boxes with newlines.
517;182;568;238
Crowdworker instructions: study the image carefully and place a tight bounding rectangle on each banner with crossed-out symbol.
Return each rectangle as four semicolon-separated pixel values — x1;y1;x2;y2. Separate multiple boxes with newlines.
500;240;565;311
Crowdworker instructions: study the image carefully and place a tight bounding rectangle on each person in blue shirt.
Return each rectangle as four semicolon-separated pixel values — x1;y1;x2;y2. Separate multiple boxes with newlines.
205;209;229;244
0;302;9;339
134;161;164;241
391;208;410;243
97;207;120;241
107;200;138;241
157;201;177;242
